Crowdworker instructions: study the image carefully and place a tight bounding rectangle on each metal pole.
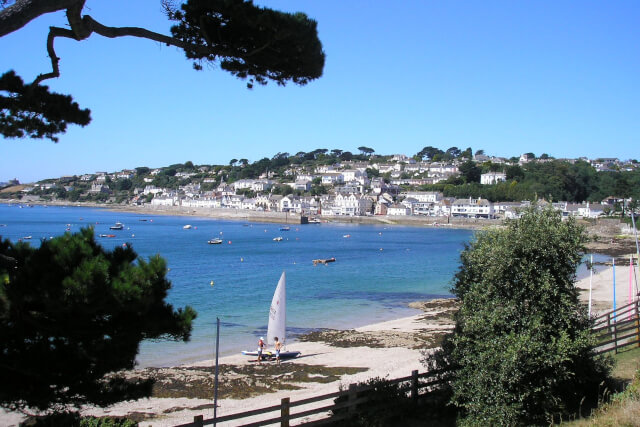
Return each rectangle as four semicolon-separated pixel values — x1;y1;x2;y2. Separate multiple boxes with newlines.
214;317;220;426
630;256;634;320
588;254;593;317
631;212;639;297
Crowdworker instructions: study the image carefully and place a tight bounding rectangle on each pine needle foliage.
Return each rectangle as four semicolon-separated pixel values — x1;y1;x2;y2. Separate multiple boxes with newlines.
0;228;196;410
0;70;91;142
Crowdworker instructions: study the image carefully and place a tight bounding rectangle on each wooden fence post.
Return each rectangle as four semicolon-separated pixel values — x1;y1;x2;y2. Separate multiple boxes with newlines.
411;370;419;403
636;302;640;348
281;397;290;427
348;383;357;415
193;414;203;427
614;321;618;354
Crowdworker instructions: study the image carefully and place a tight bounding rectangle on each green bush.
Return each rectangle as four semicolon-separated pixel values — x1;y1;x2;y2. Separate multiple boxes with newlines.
429;206;613;426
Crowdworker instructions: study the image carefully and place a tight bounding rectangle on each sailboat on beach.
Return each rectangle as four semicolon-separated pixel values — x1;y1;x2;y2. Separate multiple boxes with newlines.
242;271;301;360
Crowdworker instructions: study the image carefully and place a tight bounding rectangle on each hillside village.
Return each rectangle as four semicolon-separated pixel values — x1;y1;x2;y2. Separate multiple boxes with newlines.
1;149;639;221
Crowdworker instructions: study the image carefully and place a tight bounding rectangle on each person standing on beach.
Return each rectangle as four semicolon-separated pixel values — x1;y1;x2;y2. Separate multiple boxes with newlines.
274;337;283;365
257;337;265;365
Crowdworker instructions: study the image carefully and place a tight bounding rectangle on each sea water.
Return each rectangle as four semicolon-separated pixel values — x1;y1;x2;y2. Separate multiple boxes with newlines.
0;204;473;367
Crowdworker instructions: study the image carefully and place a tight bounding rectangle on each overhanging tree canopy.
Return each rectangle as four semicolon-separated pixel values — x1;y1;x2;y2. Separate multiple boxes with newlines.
0;0;325;141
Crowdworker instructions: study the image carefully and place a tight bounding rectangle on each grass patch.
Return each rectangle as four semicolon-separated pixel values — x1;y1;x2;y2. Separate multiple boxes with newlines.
561;346;640;426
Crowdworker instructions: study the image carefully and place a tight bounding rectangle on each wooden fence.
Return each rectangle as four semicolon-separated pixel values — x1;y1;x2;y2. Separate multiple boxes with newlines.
592;298;640;354
176;300;640;427
175;368;454;427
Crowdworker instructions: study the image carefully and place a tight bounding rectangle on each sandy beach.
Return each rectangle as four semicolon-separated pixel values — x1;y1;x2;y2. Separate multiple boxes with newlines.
575;260;640;315
0;299;458;427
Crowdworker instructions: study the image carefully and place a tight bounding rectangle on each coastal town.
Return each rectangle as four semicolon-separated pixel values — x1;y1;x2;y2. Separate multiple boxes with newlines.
2;150;638;222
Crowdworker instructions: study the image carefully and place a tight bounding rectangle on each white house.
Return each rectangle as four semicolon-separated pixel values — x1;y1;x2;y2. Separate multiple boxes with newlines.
403;191;443;203
480;172;507;185
143;185;164;195
289;180;312;192
324;194;372;216
451;198;494;218
321;173;344;186
341;169;368;184
151;195;177;206
577;202;605;218
251;180;274;192
387;203;410;216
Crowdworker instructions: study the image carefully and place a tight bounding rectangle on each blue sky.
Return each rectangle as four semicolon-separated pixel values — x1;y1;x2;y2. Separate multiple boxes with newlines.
1;1;638;183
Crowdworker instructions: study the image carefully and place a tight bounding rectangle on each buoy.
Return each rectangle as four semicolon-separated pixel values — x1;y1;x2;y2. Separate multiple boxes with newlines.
228;241;232;244
122;243;127;248
241;257;244;262
210;280;214;286
132;234;135;237
380;248;383;251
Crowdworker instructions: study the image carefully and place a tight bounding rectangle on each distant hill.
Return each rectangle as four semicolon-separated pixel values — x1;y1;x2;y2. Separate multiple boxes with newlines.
0;185;26;194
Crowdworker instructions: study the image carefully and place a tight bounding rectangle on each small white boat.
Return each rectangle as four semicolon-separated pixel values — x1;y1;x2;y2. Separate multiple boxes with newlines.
279;226;290;231
208;238;223;244
183;224;192;229
109;222;124;230
273;236;283;241
241;272;300;361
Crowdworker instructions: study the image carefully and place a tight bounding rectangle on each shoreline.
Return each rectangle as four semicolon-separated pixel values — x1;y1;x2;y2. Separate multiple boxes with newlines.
0;200;495;230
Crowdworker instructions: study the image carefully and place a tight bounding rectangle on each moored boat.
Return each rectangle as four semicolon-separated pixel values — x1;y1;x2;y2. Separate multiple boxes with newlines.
109;222;124;230
208;238;223;244
312;257;336;266
273;236;283;241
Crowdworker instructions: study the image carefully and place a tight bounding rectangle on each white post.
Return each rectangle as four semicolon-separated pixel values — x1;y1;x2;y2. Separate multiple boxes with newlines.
613;258;617;322
588;255;593;317
214;317;220;426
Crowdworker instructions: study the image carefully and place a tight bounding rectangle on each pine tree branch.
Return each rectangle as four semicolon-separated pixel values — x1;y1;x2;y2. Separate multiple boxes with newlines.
0;0;80;38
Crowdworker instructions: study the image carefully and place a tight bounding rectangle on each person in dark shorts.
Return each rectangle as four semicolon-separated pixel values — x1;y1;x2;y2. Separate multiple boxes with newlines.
257;337;265;365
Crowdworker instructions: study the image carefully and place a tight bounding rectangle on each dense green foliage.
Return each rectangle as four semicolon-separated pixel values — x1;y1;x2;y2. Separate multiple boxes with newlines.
0;229;196;410
169;0;325;88
421;160;640;202
429;207;612;425
0;70;91;142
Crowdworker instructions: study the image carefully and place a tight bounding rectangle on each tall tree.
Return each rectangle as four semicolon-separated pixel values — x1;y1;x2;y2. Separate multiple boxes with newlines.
427;206;611;425
458;159;481;183
416;146;444;161
0;0;325;141
357;146;375;156
0;228;197;410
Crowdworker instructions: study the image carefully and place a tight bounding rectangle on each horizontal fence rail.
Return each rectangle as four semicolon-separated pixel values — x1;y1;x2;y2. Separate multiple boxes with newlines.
176;368;455;427
593;298;640;355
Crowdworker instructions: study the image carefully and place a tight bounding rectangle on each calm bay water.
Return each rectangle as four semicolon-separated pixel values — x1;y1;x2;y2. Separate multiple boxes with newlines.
0;204;473;367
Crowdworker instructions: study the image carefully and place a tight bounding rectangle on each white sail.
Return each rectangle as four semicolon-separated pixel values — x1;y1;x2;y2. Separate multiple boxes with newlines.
267;271;286;345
